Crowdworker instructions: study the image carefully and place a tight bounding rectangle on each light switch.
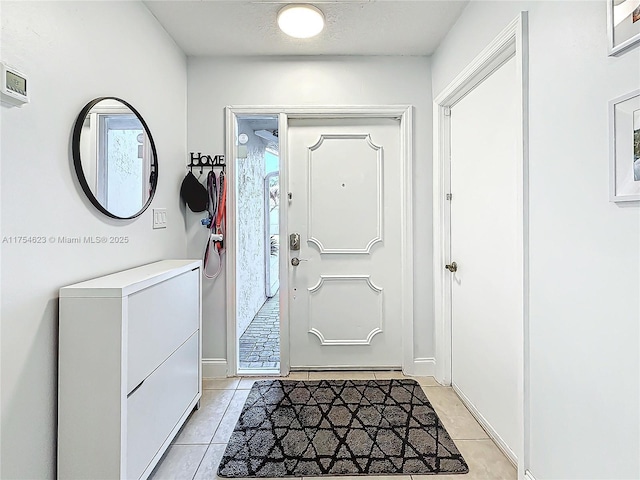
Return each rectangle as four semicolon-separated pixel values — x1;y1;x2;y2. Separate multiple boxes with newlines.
153;208;167;229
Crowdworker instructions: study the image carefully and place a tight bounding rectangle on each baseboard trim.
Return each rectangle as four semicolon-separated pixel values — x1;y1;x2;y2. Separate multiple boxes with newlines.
407;357;436;376
202;358;229;378
524;470;536;480
451;382;518;467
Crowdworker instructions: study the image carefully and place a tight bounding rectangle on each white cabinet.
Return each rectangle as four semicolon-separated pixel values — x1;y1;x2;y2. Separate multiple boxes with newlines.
58;260;202;480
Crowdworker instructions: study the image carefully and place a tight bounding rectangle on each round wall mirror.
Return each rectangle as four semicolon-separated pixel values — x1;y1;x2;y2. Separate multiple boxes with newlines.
72;97;158;219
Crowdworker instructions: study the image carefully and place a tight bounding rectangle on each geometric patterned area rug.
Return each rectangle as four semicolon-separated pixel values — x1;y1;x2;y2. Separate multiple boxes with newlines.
217;379;468;477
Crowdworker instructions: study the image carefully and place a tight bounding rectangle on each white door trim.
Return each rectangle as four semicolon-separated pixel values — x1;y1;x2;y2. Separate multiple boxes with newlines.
226;105;414;376
432;13;529;480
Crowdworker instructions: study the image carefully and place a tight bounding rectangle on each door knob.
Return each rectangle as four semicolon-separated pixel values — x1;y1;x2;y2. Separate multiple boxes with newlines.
291;257;308;266
445;262;457;273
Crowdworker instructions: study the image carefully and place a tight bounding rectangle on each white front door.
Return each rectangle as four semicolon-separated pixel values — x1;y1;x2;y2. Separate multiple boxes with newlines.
449;56;520;458
287;118;403;369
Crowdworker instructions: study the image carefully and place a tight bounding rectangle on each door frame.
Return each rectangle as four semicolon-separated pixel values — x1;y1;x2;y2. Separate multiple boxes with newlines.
225;105;414;377
432;13;530;479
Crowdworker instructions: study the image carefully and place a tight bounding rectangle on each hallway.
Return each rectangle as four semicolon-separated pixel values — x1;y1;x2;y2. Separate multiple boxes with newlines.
149;372;516;480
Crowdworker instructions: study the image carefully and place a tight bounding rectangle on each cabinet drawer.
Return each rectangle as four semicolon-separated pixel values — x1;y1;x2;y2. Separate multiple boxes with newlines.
126;332;199;480
127;269;199;392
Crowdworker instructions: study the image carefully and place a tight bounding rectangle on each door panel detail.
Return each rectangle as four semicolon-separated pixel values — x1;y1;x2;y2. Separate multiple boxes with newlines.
288;118;403;368
307;134;383;254
307;275;383;345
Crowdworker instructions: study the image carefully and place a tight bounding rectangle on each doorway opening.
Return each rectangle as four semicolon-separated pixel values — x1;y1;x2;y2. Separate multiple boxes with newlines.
235;115;280;374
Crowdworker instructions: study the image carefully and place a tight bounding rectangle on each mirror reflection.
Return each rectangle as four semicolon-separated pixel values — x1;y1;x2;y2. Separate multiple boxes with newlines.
72;97;157;219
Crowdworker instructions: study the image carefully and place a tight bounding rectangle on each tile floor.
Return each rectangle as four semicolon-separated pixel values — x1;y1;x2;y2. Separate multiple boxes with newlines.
150;372;516;480
238;296;280;370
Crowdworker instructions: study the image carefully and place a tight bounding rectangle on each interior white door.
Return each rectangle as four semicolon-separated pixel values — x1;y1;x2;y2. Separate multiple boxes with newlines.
450;56;520;458
288;118;402;369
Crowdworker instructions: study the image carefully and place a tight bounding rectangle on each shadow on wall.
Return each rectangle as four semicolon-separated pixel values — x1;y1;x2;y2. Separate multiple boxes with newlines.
3;298;59;478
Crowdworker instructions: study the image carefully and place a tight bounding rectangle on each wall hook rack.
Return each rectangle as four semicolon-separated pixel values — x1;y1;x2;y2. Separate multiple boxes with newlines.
188;152;225;174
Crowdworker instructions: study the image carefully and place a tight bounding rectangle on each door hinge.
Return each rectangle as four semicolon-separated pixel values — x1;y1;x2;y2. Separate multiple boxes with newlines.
444;106;451;117
446;193;453;201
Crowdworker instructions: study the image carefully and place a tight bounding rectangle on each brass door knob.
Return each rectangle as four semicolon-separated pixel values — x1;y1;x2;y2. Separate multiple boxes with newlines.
445;262;457;273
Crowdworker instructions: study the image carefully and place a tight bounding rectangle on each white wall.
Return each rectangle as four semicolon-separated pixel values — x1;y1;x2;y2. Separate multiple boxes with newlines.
432;1;640;479
0;26;3;479
236;125;267;336
0;2;187;478
187;56;434;369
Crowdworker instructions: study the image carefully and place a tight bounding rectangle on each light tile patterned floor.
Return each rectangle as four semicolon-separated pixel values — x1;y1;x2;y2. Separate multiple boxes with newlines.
150;372;516;480
238;296;280;370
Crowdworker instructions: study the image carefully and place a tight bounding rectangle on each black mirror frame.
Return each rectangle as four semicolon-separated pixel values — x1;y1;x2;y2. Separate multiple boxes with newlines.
71;96;159;220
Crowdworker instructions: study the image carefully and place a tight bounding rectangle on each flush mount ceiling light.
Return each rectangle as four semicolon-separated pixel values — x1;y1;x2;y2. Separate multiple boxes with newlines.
277;4;324;39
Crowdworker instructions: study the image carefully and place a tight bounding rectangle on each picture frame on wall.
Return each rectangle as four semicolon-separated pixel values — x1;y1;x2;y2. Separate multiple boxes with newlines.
608;0;640;55
610;89;640;202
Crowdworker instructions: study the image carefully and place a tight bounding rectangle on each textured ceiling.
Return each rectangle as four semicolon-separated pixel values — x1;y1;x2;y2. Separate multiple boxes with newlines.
143;0;469;56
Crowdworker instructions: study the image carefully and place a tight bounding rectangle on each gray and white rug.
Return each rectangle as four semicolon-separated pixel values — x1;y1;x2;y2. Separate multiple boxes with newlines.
218;379;468;477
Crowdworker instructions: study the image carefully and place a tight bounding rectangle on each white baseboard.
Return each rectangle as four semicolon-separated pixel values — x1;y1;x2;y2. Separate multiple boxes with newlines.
452;382;518;467
407;357;436;376
524;470;536;480
202;358;228;378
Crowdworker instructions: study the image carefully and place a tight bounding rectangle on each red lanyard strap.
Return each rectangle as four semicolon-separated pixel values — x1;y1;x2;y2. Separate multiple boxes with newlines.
214;171;227;251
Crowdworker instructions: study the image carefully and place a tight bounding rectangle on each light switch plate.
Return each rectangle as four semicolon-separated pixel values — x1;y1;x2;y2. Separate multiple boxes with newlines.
153;208;167;229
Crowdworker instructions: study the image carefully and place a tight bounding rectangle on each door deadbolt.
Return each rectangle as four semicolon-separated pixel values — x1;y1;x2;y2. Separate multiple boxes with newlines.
289;233;300;251
445;262;458;273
